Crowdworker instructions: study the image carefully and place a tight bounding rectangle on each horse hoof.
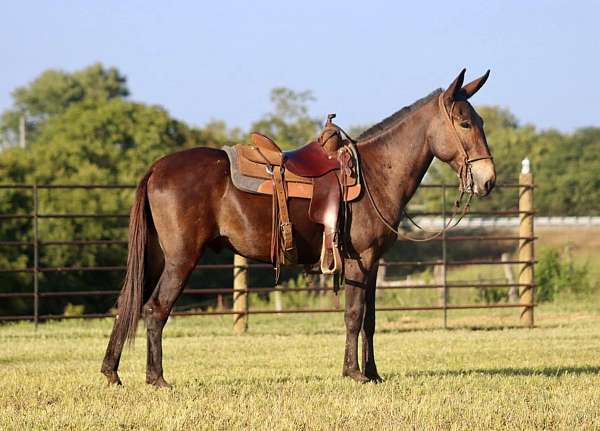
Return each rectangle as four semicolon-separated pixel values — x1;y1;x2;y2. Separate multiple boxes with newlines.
147;376;172;389
343;369;370;384
366;373;384;383
103;371;122;386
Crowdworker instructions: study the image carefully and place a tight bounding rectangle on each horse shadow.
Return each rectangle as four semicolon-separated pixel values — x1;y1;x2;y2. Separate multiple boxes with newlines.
401;365;600;379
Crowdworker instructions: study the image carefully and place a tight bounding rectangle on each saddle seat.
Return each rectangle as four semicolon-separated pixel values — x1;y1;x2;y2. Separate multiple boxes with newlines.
227;114;361;278
247;133;344;178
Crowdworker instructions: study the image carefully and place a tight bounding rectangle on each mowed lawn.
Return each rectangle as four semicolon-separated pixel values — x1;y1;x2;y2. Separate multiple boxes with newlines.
1;301;599;430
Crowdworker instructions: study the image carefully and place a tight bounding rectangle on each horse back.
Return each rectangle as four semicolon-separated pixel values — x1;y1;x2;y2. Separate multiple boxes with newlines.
145;146;323;265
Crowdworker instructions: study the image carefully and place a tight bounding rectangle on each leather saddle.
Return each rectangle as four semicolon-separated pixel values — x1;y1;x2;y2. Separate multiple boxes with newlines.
227;114;361;277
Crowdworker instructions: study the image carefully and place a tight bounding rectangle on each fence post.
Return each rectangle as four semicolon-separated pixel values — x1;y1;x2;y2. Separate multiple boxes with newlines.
441;184;448;329
32;183;40;328
233;254;248;334
518;159;534;327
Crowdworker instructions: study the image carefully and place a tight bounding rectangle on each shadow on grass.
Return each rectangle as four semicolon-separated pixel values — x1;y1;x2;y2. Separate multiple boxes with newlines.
376;324;555;335
403;365;600;378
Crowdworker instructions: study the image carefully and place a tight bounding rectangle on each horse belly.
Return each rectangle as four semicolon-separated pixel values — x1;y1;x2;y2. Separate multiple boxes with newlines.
217;184;323;265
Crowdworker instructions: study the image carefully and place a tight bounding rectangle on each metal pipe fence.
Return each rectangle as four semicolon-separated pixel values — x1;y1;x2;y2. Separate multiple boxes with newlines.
0;178;535;328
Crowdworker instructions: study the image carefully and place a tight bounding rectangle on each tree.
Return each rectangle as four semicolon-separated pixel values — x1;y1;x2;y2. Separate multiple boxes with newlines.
534;127;600;215
251;87;321;150
199;120;244;148
0;64;207;315
1;63;128;146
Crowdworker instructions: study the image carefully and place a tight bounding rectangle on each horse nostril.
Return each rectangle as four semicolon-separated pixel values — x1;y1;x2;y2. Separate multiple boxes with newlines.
484;179;495;193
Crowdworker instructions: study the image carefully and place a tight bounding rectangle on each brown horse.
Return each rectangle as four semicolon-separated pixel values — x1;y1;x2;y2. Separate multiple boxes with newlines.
101;69;496;386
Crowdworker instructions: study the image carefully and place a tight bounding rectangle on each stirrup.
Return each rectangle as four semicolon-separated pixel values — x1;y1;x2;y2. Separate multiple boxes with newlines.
320;239;342;275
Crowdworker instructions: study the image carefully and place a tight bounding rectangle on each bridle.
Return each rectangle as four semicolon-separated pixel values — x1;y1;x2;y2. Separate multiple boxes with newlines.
358;93;493;242
439;94;493;196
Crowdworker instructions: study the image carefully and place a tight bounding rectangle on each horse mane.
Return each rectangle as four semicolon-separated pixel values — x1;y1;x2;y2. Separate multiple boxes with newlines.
358;88;443;141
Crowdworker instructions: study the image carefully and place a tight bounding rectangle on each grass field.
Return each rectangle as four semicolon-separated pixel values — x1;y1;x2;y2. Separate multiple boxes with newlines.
1;297;599;430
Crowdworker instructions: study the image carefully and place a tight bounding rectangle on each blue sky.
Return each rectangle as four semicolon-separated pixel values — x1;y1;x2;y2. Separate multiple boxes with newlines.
2;0;598;132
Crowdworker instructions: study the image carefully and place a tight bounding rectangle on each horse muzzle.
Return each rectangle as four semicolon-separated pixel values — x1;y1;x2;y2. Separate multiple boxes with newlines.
471;161;496;197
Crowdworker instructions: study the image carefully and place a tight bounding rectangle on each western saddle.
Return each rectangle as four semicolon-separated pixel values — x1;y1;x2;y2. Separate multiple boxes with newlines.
225;114;361;279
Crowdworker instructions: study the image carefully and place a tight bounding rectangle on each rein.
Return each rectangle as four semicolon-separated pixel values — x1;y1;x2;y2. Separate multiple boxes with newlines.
362;165;472;242
355;94;492;242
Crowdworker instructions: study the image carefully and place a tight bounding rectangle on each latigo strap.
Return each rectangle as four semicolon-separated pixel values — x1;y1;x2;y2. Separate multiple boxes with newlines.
271;166;297;282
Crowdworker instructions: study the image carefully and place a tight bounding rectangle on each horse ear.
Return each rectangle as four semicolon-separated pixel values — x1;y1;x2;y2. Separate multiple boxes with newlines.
443;69;466;104
459;70;490;100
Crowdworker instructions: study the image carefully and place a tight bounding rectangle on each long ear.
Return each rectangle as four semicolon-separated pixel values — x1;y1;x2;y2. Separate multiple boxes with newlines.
459;70;490;100
443;69;466;104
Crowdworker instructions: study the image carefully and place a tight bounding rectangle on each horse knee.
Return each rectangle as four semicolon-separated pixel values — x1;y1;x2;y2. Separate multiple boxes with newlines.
143;302;169;330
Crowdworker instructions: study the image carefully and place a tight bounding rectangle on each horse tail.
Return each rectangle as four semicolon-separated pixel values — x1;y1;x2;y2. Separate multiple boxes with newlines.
114;169;153;344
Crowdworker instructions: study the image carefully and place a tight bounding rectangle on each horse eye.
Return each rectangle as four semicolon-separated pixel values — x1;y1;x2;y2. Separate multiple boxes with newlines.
460;121;471;129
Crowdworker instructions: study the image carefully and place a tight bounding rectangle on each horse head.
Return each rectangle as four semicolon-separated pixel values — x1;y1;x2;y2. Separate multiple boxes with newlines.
428;69;496;196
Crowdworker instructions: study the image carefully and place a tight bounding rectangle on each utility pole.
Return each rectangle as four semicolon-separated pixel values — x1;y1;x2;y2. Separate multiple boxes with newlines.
19;114;26;149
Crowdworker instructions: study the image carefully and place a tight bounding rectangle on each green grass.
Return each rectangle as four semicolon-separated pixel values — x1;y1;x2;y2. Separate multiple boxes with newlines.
1;298;599;430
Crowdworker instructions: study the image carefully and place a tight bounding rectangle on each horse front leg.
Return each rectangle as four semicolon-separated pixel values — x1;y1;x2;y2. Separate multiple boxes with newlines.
342;258;371;383
361;262;382;382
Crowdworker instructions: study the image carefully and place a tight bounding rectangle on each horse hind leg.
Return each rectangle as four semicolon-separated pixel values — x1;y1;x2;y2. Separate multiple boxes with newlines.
101;319;126;385
101;231;164;385
144;247;202;387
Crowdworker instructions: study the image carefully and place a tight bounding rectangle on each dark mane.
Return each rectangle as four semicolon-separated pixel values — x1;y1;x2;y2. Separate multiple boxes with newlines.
358;89;443;141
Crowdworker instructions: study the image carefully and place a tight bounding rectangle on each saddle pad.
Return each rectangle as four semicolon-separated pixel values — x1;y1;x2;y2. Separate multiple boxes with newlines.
223;146;266;194
223;145;361;201
224;145;313;198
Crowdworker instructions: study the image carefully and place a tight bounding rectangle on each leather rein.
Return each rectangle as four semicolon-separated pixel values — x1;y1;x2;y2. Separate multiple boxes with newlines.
357;93;493;242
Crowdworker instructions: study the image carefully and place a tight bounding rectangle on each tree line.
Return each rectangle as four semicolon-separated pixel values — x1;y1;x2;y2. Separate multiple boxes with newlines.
0;63;598;315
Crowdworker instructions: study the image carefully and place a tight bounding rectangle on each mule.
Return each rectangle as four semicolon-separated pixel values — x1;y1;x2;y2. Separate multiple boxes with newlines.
101;69;496;386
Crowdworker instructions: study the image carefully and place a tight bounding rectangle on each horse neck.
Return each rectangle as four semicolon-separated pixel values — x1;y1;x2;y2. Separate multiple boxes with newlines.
357;105;435;225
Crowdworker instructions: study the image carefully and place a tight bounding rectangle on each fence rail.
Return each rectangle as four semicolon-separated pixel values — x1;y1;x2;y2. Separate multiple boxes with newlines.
0;178;536;329
411;216;600;228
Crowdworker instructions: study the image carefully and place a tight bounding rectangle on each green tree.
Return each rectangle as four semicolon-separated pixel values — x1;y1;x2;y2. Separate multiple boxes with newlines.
0;64;209;315
1;63;128;146
251;87;321;150
0;98;199;314
199;120;244;147
534;128;600;215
